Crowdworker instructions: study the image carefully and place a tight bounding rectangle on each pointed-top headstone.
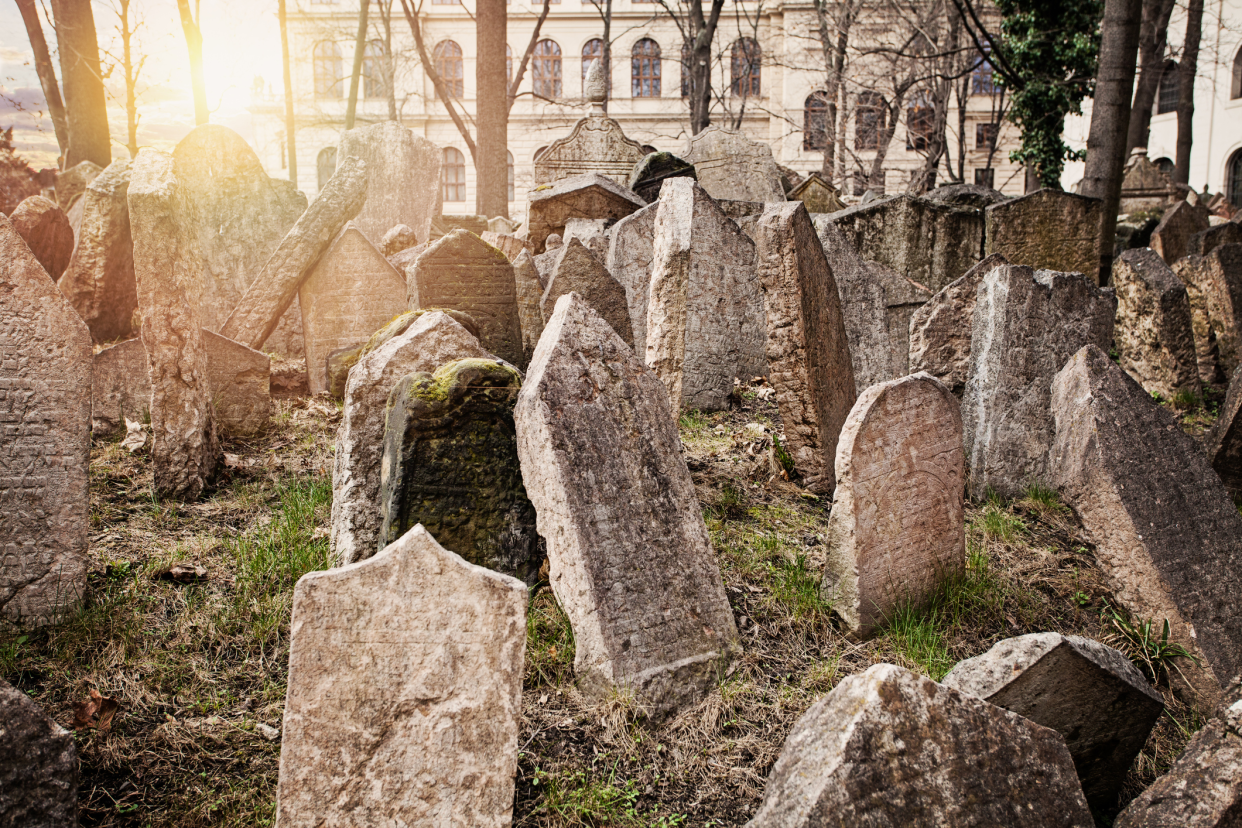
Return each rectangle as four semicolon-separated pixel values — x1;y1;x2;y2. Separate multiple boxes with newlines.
788;172;844;213
541;237;634;346
9;195;73;281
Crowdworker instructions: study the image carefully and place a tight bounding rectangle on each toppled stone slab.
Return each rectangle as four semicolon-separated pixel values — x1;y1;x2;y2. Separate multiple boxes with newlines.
1205;362;1242;496
0;678;78;827
1050;345;1242;706
821;373;964;638
512;250;545;365
984;189;1101;276
628;151;696;203
9;195;73;281
203;331;271;436
684;126;784;203
540;237;634;347
515;293;740;717
746;662;1093;828
1113;248;1200;398
1151;199;1211;265
526;173;645;255
276;524;526;828
605;203;657;354
534;114;647;186
943;633;1164;810
338;121;440;245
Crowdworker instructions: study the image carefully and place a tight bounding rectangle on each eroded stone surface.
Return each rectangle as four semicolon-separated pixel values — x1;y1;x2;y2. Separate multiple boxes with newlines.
540;238;634;347
627;151;696;203
338;121;440;245
1151;200;1211;265
55;160;102;209
1188;222;1242;257
515;293;740;717
746;663;1093;828
380;223;419;257
512;250;545;365
1206;362;1242;496
479;231;530;263
9;195;73;281
276;524;526;828
203;331;270;436
684;126;784;203
0;678;78;827
1113;247;1200;397
605;203;657;354
1173;245;1242;382
526;173;645;255
984;189;1101;276
925;182;1007;209
534;115;647;186
91;338;148;438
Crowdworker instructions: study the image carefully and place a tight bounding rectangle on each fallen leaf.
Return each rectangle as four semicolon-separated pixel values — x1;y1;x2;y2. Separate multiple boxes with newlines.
73;688;120;732
120;419;147;453
156;564;208;583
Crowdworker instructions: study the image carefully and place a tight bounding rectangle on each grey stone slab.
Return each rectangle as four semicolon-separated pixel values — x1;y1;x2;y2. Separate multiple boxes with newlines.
540;238;633;347
1172;244;1242;382
1113;247;1200;398
683;126;784;203
338;120;441;245
627;151;696;203
0;678;78;827
605;203;657;355
1205;361;1242;497
91;337;149;439
1151;200;1211;265
984;189;1101;276
1188;221;1242;257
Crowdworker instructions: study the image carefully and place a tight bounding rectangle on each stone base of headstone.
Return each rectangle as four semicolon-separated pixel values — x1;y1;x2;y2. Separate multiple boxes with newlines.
0;678;79;826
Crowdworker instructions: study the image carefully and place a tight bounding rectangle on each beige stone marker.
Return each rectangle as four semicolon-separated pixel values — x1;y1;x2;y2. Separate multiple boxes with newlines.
276;524;527;827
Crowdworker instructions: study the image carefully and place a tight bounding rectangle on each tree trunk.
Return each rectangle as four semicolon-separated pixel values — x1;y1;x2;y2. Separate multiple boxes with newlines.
602;0;612;112
1080;0;1143;285
278;0;298;183
688;0;725;134
476;0;507;217
119;0;141;158
15;0;69;161
815;0;855;184
1173;0;1202;184
379;0;397;120
345;0;370;130
50;0;111;167
175;0;209;125
1125;0;1176;158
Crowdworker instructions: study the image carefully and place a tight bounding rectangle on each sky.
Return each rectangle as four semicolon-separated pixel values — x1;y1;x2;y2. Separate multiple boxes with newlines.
1;0;285;169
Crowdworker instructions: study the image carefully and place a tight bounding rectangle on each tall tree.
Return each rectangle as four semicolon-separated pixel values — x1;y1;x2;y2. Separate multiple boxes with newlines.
1125;0;1175;158
652;0;727;134
345;0;369;129
278;0;297;183
14;0;69;160
50;0;112;167
175;0;208;124
476;0;507;216
1173;0;1202;184
111;0;145;158
812;0;860;184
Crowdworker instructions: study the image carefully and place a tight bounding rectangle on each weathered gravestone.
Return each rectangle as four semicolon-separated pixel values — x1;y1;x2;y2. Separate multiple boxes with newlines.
752;202;856;493
788;172;844;213
924;181;1007;209
1113;247;1200;398
627;151;696;203
746;662;1093;828
646;178;764;411
338;120;441;245
605;203;657;353
962;265;1115;499
1205;361;1242;496
1119;151;1183;214
0;216;91;625
332;311;494;566
1050;344;1242;706
1114;698;1242;828
9;195;73;281
515;293;740;716
526;172;645;255
1172;244;1242;383
984;189;1101;276
683;126;784;203
908;253;1010;396
512;250;545;364
92;337;149;438
276;524;526;828
298;223;406;395
540;237;634;347
0;678;78;827
1151;199;1211;265
820;373;964;638
479;231;530;263
55;160;102;209
408;229;523;366
58;159;136;343
128;149;219;500
1189;221;1242;257
380;360;542;585
380;223;419;257
943;633;1164;810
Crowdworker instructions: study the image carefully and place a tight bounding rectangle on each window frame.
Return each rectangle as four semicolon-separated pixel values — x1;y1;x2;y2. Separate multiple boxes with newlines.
433;40;465;99
443;147;467;202
803;91;831;151
730;38;761;98
313;41;343;99
631;38;661;98
533;39;563;99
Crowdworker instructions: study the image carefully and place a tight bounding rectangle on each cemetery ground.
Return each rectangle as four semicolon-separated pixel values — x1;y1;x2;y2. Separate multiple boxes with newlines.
0;381;1224;828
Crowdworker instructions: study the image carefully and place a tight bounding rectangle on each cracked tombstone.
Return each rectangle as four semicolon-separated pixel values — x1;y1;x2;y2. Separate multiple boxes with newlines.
984;189;1101;276
0;678;79;827
683;126;784;203
540;237;634;347
338;120;441;245
276;524;527;828
1112;247;1200;398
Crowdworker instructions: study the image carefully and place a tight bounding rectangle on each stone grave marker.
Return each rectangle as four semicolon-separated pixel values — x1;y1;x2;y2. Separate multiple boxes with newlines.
1205;362;1242;497
380;223;419;257
627;151;696;203
1151;199;1211;264
1119;151;1182;214
605;203;657;354
813;216;887;392
55;159;102;209
9;195;73;281
984;189;1101;276
203;331;271;436
684;126;784;203
533;60;646;185
526;172;645;255
788;172;844;213
1113;247;1200;398
338;120;441;245
1189;221;1242;257
0;678;78;826
1173;244;1242;382
512;250;545;364
91;337;149;438
479;231;529;262
924;182;1007;209
540;238;634;347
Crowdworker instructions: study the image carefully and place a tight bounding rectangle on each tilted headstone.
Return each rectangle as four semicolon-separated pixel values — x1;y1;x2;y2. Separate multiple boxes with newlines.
752;202;856;493
1049;345;1242;706
683;126;784;203
298;224;407;396
92;337;149;438
203;331;271;437
1119;151;1182;214
627;151;696;203
515;293;740;717
0;678;78;827
605;203;657;354
820;373;964;638
788;172;844;214
962;265;1115;499
0;216;91;625
512;250;545;364
408;229;523;366
908;254;1010;396
814;217;886;392
55;159;102;209
943;633;1163;810
1172;244;1242;382
1188;221;1242;257
984;189;1101;276
1113;247;1200;398
526;172;645;255
338;120;441;245
540;238;634;347
1205;361;1242;496
746;663;1093;828
646;178;764;411
58;159;136;343
276;524;526;828
1151;199;1211;265
332;311;494;566
9;195;73;281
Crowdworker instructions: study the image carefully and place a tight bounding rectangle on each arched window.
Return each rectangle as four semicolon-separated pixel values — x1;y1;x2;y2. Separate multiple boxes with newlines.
582;39;610;97
1228;149;1242;208
632;38;661;97
803;91;831;150
971;56;995;95
906;91;934;150
443;147;466;202
313;42;342;98
1157;61;1179;114
507;151;515;201
855;91;886;150
533;145;549;162
434;41;464;98
533;39;562;99
363;40;388;99
731;38;761;97
317;147;337;190
1231;46;1241;99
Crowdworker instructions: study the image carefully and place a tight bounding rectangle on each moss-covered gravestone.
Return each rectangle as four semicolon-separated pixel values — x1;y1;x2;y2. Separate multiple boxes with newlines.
379;359;542;584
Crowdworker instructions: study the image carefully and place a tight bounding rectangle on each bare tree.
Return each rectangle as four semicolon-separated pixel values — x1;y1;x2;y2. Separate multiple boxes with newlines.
51;0;112;166
1173;0;1203;183
175;0;208;125
278;0;297;182
14;0;69;160
651;0;727;134
812;0;860;183
1125;0;1176;158
101;0;146;157
345;0;370;129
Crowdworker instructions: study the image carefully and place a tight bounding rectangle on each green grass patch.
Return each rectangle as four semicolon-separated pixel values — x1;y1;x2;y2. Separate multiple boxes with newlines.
527;763;687;827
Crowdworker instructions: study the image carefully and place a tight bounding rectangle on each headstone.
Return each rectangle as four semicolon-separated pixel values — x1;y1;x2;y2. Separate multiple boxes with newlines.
752;202;856;493
0;678;78;826
9;195;73;281
788;172;844;213
1173;244;1242;381
820;373;964;638
943;633;1163;810
276;524;526;828
605;203;657;354
1119;150;1183;214
627;152;697;203
512;250;545;364
984;189;1101;276
562;217;609;259
58;159;136;343
540;238;634;347
1188;221;1242;257
924;181;1007;209
526;172;645;255
1205;362;1242;496
434;214;489;237
479;231;529;262
908;254;1010;396
962;265;1115;499
297;223;407;395
646;178;764;411
408;229;523;366
220;156;368;353
1113;247;1200;398
683;126;785;203
0;215;91;624
1151;200;1211;265
532;100;646;187
338;120;441;245
488;215;518;234
814;217;887;392
515;293;740;716
91;337;149;438
746;662;1093;828
380;223;419;257
1114;699;1242;828
203;330;271;436
332;312;495;566
1049;344;1242;705
55;160;102;209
